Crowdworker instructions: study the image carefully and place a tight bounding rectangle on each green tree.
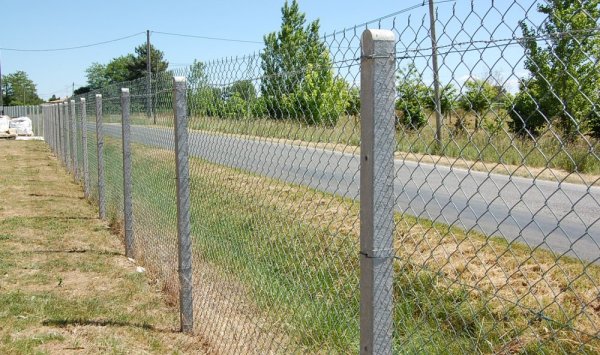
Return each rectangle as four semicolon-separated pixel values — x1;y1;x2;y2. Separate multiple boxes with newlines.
105;55;135;83
426;83;457;127
2;71;42;105
126;43;169;81
186;60;207;89
459;79;502;131
518;0;600;138
507;79;548;137
74;86;91;95
346;87;360;117
48;94;59;102
260;0;348;125
396;66;429;129
85;62;110;89
228;80;256;101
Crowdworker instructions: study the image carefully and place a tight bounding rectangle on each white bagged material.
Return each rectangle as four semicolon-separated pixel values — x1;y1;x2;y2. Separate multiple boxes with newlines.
0;116;10;132
9;117;33;136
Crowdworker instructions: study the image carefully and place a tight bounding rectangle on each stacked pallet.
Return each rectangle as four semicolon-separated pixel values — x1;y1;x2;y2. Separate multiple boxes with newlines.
0;116;17;139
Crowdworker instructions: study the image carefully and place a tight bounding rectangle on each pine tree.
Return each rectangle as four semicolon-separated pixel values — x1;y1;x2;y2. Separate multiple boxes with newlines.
260;0;348;125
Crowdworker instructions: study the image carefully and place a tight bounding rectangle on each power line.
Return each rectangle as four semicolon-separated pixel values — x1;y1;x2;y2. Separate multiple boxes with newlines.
0;32;145;52
151;31;263;44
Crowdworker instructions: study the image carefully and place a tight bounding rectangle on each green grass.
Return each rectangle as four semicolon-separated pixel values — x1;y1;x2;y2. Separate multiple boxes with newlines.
108;139;600;353
0;140;205;354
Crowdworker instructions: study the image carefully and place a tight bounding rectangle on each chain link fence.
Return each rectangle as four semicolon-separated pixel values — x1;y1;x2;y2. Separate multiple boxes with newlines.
20;0;600;352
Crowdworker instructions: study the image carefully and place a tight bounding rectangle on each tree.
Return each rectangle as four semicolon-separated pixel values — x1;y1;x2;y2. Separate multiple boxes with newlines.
459;79;502;131
2;71;42;105
227;80;256;101
126;43;169;81
187;60;207;89
105;55;135;83
396;66;429;129
74;86;91;95
84;43;168;88
85;62;110;89
426;83;457;126
48;94;59;102
260;0;348;125
507;79;548;137
518;0;600;138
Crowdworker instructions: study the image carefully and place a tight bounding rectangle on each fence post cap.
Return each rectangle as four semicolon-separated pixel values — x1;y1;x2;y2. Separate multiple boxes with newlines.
173;76;186;83
121;88;129;94
95;94;102;98
361;29;395;42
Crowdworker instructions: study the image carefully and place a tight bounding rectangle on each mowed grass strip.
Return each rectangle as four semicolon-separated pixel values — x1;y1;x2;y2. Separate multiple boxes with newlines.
0;141;208;354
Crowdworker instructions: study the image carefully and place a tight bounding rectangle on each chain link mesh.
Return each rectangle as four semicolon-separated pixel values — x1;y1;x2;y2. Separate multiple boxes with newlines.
27;0;600;352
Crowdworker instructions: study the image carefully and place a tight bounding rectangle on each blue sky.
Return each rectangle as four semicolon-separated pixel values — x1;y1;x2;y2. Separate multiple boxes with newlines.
0;1;544;99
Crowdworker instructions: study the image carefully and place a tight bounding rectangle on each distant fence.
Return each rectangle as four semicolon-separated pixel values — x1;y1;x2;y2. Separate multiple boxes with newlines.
1;105;44;136
12;0;600;352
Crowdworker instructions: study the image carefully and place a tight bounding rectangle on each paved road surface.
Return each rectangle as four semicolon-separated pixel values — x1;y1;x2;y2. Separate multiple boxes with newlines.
99;124;600;262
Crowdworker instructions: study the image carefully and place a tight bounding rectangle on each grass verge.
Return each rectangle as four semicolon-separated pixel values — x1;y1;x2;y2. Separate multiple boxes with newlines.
0;141;208;354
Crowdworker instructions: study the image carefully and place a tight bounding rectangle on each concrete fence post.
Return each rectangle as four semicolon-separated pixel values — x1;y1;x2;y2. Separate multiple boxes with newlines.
81;98;90;198
173;76;194;333
70;99;78;180
60;103;67;166
64;102;71;171
55;104;60;155
50;105;54;152
95;94;106;220
120;88;134;258
359;29;396;355
39;105;42;137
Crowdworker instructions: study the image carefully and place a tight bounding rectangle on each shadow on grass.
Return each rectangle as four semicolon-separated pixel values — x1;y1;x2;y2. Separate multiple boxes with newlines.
42;318;180;334
18;249;123;256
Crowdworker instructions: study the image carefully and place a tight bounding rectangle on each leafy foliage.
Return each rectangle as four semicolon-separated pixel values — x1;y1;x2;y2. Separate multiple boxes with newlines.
105;55;135;83
507;79;549;137
73;86;91;95
84;43;168;88
1;71;43;106
459;79;503;130
126;43;169;80
260;0;348;125
396;66;429;129
518;0;600;138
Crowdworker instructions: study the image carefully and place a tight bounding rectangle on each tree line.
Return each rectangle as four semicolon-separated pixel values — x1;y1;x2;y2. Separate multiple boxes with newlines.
1;71;43;106
80;0;598;141
184;0;599;140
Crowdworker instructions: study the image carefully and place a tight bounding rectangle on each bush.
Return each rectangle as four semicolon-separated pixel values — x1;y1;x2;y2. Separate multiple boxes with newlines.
507;84;549;137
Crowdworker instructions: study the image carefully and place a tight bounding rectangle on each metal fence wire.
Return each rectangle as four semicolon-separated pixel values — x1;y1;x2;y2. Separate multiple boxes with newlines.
21;0;600;353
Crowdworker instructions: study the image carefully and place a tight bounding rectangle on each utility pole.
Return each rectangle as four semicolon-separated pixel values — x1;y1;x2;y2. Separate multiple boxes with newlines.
146;30;153;122
428;0;443;151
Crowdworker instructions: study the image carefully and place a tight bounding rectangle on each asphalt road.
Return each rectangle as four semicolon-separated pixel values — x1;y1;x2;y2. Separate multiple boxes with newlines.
100;123;600;262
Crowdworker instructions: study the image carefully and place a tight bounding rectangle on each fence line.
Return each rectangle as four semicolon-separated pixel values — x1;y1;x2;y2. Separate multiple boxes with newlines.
4;1;600;352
